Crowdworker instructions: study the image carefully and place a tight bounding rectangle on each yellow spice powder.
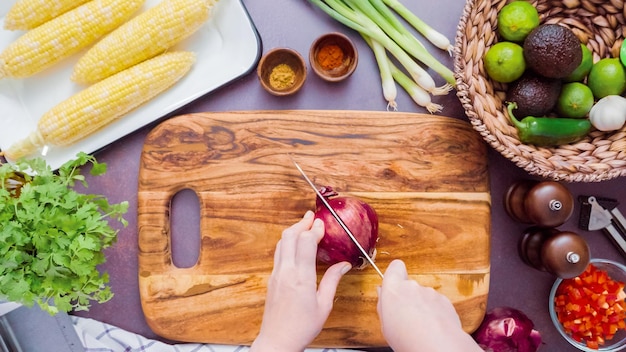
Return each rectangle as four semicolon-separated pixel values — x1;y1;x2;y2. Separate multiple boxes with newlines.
269;63;295;90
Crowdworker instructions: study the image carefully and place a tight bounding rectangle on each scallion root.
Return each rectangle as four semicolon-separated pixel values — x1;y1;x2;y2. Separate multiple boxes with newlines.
431;83;454;96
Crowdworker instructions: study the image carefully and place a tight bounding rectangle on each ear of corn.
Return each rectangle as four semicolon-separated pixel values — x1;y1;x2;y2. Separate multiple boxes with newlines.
71;0;216;85
4;51;196;160
0;0;145;79
3;0;92;31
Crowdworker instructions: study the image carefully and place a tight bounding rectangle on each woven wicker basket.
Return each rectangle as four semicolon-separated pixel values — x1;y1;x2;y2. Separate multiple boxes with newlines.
454;0;626;182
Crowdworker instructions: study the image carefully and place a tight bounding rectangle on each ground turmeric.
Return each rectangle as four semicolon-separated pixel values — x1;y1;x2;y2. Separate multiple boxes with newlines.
317;44;344;70
269;63;295;90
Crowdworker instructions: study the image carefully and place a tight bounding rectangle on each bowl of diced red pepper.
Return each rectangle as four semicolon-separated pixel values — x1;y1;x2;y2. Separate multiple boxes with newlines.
550;259;626;351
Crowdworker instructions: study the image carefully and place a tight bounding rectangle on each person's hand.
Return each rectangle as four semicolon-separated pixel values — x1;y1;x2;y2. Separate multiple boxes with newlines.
250;211;351;352
376;259;483;352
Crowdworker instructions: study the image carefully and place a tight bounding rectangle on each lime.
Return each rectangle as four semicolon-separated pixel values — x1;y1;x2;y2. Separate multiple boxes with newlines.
564;44;593;82
497;1;540;42
587;58;626;99
556;82;594;118
621;40;626;67
484;42;526;83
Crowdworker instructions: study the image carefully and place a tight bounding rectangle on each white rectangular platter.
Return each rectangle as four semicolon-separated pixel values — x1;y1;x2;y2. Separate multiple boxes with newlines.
0;0;261;169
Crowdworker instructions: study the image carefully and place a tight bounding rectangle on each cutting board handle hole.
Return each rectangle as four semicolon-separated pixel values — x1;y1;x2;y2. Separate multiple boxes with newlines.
170;188;201;268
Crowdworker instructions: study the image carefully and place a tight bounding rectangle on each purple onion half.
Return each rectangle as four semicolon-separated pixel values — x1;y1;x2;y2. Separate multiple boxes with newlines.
472;306;542;352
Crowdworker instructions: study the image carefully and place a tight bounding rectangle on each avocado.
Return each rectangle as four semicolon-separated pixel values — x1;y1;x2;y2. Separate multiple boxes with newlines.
523;24;582;78
506;72;562;117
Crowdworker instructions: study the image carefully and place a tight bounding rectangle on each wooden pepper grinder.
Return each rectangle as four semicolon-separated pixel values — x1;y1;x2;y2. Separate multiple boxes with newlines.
519;227;590;279
505;180;574;228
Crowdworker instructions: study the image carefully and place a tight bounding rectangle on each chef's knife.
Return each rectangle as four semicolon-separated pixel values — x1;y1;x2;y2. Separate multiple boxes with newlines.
293;161;384;278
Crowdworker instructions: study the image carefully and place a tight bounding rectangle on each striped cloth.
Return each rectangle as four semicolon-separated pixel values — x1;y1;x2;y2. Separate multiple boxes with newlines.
71;316;363;352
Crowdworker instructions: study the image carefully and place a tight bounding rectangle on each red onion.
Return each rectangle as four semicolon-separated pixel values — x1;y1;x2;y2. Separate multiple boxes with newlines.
472;307;542;352
314;186;379;268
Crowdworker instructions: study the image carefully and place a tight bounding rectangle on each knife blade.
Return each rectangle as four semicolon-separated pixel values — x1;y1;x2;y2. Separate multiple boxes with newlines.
293;161;384;278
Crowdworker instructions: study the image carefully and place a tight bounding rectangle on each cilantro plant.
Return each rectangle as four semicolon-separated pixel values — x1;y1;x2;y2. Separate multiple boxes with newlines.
0;152;128;315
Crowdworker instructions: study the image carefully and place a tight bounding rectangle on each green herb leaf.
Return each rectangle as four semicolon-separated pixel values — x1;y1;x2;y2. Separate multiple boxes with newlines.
0;152;127;315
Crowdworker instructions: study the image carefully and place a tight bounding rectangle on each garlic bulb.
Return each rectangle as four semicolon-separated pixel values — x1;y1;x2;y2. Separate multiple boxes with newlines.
588;95;626;132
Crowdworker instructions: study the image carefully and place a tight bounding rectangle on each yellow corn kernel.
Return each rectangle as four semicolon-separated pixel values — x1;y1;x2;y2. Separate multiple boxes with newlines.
0;0;145;79
4;51;196;160
3;0;91;31
71;0;216;85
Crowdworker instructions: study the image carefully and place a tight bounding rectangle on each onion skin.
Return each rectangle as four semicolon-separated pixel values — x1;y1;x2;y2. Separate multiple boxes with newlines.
314;186;379;268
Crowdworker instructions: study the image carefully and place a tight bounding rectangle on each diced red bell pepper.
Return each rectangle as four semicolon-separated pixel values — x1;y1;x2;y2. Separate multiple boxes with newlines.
554;263;626;350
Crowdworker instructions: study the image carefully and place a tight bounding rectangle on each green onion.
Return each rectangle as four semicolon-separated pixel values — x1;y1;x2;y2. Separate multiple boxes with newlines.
309;0;455;112
313;0;445;91
392;63;442;113
382;0;453;55
362;35;397;111
343;0;454;86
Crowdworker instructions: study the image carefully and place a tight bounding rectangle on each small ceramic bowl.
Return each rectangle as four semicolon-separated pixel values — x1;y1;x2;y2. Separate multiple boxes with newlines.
549;258;626;351
309;32;358;82
257;48;306;96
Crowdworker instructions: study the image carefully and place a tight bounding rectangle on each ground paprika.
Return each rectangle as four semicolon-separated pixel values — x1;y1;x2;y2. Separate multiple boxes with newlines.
316;43;344;70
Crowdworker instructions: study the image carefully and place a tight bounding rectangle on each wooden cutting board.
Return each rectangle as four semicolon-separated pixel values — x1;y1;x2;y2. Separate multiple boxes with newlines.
137;110;491;348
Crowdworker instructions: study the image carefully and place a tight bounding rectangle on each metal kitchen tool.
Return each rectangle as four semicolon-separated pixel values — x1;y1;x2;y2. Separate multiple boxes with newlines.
579;195;626;259
293;161;385;278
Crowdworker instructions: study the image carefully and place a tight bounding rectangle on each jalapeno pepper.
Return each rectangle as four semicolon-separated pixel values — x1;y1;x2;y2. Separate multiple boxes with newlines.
507;102;591;146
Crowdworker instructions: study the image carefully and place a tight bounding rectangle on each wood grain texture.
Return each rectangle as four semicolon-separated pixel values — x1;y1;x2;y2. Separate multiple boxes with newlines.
137;110;491;347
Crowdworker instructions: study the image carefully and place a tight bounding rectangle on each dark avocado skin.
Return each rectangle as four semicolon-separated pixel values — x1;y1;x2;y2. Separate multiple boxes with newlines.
524;24;582;79
506;72;562;118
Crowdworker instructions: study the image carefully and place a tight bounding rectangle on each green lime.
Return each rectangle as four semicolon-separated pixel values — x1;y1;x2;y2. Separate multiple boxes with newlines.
497;1;540;42
564;44;593;82
556;82;594;118
587;58;626;99
621;40;626;67
484;42;526;83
